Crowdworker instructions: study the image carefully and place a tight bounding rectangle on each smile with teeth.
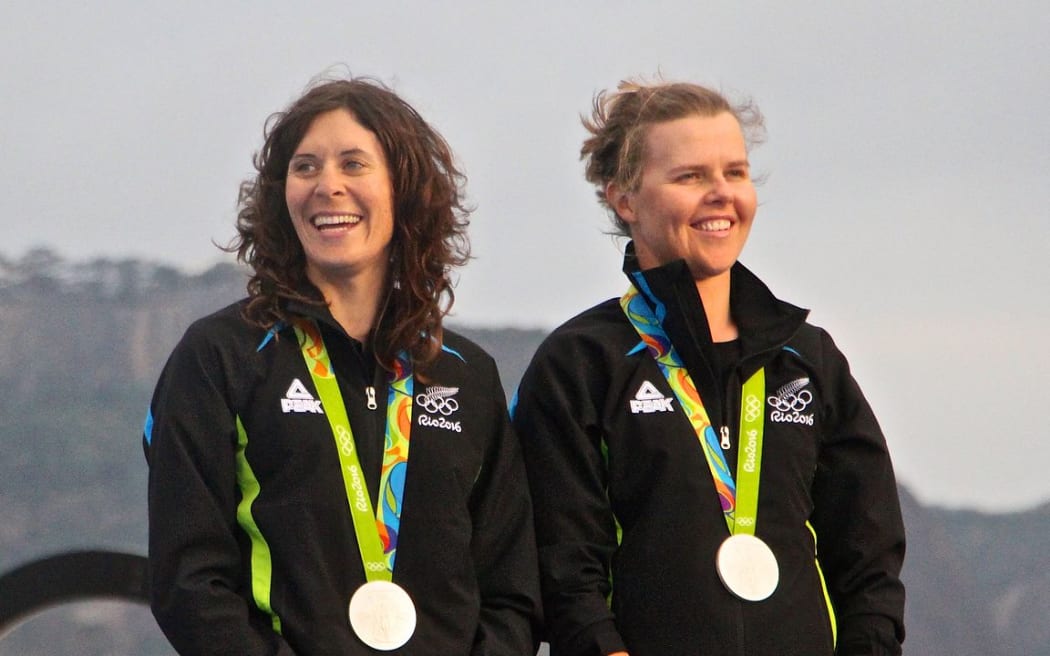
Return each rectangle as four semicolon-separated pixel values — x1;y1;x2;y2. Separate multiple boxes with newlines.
312;214;363;229
695;218;732;232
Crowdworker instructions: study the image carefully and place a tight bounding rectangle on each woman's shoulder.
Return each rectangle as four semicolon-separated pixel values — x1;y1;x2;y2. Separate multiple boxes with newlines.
534;297;637;362
152;300;269;407
175;298;268;354
438;328;498;372
782;319;852;373
423;330;510;412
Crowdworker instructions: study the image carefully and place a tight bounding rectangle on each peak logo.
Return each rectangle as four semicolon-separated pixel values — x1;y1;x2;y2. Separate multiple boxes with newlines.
281;379;324;414
768;377;814;426
630;380;674;414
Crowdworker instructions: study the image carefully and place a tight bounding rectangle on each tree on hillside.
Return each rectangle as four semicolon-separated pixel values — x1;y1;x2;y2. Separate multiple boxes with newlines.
1;248;63;293
1;250;216;300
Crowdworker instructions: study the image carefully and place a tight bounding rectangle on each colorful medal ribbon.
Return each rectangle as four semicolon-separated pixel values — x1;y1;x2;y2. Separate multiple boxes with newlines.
620;280;765;536
294;319;414;580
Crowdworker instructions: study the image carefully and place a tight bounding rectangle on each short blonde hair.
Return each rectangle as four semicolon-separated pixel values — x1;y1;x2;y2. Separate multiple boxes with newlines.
580;79;765;235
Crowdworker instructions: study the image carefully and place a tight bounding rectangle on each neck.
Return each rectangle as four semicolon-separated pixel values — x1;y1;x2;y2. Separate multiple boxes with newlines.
695;271;737;343
307;265;387;343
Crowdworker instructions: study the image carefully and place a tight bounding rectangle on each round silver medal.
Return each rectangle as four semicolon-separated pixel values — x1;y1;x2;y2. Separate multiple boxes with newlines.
348;580;417;651
716;533;779;602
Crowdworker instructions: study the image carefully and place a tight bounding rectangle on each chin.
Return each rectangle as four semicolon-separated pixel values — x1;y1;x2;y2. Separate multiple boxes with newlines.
688;262;734;280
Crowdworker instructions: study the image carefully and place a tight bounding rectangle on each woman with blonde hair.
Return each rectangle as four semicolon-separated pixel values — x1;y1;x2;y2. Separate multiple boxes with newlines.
514;79;905;655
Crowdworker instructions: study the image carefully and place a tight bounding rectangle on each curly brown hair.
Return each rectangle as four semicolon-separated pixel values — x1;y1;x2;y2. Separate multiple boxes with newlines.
229;77;471;372
580;78;765;236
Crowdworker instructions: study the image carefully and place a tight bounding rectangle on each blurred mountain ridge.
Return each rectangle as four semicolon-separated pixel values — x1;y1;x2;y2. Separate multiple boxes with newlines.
1;249;1047;655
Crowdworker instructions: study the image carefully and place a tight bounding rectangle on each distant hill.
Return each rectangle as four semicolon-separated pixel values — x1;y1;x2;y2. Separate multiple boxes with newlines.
1;250;1047;655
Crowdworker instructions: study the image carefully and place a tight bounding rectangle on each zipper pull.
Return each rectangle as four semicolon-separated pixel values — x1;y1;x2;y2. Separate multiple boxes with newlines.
365;386;377;410
720;426;731;450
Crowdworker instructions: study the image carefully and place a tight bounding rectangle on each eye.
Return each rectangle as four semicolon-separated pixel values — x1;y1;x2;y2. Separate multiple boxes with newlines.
676;171;703;183
289;158;317;175
342;159;365;172
726;167;750;180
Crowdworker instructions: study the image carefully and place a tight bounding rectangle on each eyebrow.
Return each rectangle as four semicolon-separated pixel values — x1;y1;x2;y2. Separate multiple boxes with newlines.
667;157;751;168
668;158;750;172
290;147;374;160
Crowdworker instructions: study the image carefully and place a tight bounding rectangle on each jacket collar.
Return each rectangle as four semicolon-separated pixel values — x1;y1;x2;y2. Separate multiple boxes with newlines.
621;242;809;373
284;283;331;323
281;284;370;349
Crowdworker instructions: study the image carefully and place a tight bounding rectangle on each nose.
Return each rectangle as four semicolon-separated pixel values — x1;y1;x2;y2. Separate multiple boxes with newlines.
704;175;733;205
314;164;345;197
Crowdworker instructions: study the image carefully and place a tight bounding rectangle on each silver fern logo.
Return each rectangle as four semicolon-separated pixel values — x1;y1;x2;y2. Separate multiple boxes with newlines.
767;377;814;425
416;386;460;416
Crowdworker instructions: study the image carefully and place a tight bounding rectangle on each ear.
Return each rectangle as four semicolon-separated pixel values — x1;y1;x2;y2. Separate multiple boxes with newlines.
606;182;637;225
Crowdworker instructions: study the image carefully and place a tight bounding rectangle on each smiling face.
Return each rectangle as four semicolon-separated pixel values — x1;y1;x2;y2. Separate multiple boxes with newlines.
610;112;757;282
285;108;395;289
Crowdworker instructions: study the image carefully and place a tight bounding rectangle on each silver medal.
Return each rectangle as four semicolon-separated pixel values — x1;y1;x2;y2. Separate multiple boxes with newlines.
348;580;417;650
716;533;779;601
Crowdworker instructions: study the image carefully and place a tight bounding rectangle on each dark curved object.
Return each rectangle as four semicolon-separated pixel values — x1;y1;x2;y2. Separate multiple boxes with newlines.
0;550;149;637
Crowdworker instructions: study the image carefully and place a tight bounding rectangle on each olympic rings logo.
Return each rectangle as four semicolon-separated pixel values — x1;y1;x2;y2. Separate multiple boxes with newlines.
365;562;388;572
416;386;460;416
335;425;354;456
768;389;813;413
743;394;764;422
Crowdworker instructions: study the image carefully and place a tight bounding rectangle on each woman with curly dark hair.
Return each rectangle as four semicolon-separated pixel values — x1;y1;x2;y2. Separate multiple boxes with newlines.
144;77;540;655
232;78;470;372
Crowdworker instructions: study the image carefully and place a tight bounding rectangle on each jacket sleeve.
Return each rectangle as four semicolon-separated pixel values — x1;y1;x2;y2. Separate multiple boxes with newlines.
809;330;906;656
511;335;628;656
144;324;296;656
468;356;543;656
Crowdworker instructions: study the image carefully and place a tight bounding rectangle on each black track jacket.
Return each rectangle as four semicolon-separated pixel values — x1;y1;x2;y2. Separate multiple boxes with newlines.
512;250;905;656
144;298;541;655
